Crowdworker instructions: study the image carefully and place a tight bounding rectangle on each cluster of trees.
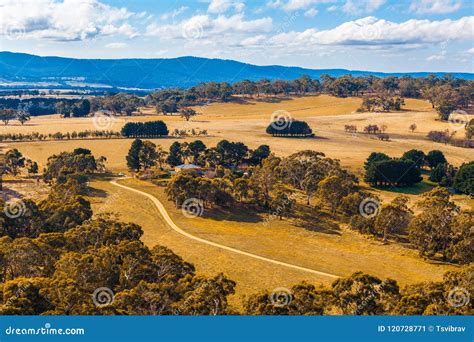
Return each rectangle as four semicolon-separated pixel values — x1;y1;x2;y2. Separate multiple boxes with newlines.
0;149;38;180
43;148;106;187
364;149;472;194
0;98;77;117
170;128;208;137
126;140;167;172
427;130;473;148
146;76;320;114
408;188;472;263
363;149;473;191
347;187;472;264
266;120;313;137
126;139;271;173
245;267;472;315
167;140;270;168
90;93;144;116
0;130;121;142
0;150;235;315
359;94;404;112
55;99;91;118
0;107;30;126
363;151;423;187
166;150;357;218
121;121;169;138
344;124;390;140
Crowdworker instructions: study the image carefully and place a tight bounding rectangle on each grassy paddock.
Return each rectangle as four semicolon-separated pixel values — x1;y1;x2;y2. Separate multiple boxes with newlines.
87;178;460;307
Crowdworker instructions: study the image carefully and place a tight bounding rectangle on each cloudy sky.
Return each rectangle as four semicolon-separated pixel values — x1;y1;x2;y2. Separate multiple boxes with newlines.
0;0;472;72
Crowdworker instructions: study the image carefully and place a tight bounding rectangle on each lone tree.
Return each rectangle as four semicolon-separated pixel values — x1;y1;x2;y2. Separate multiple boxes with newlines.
180;108;197;121
126;139;159;172
126;139;143;172
266;119;313;137
0;109;16;125
4;149;26;176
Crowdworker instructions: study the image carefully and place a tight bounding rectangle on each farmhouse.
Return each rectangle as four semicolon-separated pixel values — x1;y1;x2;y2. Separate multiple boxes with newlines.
174;164;202;173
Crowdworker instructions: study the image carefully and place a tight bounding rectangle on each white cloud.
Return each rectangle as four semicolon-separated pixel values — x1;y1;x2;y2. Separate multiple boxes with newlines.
105;42;128;49
239;34;268;46
467;47;474;54
208;0;244;14
266;16;473;48
268;0;333;11
304;8;319;17
327;5;338;11
146;14;272;39
342;0;385;14
0;0;137;41
427;51;446;60
160;6;188;20
409;0;462;14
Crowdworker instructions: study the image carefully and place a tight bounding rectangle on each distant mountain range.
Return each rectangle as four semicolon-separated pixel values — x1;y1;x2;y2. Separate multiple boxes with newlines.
0;51;472;91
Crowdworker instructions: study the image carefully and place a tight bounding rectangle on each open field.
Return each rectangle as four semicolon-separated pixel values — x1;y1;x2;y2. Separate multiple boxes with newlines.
2;94;472;308
3;95;472;176
86;178;459;307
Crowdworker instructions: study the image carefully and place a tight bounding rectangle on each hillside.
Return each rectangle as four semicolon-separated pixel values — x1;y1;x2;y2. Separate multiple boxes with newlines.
1;51;473;90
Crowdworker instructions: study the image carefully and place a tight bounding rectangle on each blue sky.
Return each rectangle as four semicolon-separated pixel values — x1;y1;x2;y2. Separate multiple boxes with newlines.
0;0;473;72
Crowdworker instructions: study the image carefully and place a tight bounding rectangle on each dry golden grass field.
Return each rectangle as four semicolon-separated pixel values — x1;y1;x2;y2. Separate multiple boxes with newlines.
86;178;461;308
3;95;472;174
2;94;473;306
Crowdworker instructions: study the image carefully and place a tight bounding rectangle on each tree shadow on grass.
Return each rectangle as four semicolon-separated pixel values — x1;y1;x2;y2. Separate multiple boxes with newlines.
87;186;108;198
255;96;292;103
292;204;341;235
374;181;435;196
202;205;263;223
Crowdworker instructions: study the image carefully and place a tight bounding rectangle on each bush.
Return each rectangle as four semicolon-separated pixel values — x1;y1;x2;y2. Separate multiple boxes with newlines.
453;162;474;194
427;130;454;144
266;119;313;137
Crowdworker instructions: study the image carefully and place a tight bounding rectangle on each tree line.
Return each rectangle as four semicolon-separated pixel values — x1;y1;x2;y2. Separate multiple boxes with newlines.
126;139;270;173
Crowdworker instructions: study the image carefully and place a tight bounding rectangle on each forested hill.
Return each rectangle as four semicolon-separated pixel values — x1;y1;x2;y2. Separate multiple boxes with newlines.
0;51;473;90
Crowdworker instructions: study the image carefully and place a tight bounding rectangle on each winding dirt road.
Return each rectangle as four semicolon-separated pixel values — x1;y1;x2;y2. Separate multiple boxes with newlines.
110;179;339;279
